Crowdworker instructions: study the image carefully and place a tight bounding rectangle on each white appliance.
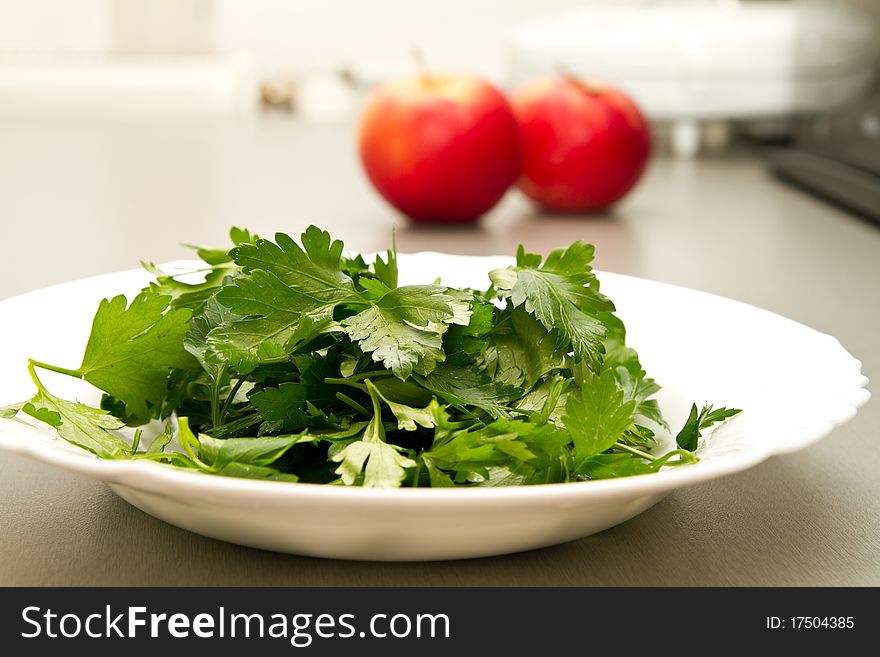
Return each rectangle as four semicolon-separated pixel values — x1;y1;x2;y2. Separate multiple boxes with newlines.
508;0;879;156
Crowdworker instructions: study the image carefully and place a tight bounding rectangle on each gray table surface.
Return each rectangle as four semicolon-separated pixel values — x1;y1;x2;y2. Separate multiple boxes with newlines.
0;114;876;586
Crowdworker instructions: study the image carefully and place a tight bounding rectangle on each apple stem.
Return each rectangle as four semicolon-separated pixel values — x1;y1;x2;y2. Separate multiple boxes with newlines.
556;63;602;96
411;46;434;87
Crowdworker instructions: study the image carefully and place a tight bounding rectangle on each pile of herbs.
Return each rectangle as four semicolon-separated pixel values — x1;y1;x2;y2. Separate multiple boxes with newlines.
2;226;739;487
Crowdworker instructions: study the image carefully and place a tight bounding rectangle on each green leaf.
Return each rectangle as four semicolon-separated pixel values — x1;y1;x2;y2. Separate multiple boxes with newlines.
386;400;437;432
675;403;742;451
424;418;569;484
418;364;523;418
210;270;334;372
213;462;299;482
676;404;704;451
143;263;234;313
198;432;311;470
513;375;571;425
373;247;398;289
0;401;26;419
484;306;566;389
19;374;128;458
422;432;498;473
619;423;656;447
184;296;239;378
442;298;495;366
145;427;173;454
343;305;444;379
563;370;635;462
599;311;668;430
75;293;195;421
230;226;357;305
489;243;614;369
371;385;438;431
248;382;307;420
577;449;699;480
247;382;328;433
576;453;656;479
331;439;415;488
185;226;259;266
329;380;416;488
342;285;469;379
369;377;434;408
420;456;456;487
358;277;392;301
229;226;259;246
342;253;370;278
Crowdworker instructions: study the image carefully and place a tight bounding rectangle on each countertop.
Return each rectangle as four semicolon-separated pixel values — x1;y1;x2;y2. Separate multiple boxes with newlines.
0;114;876;585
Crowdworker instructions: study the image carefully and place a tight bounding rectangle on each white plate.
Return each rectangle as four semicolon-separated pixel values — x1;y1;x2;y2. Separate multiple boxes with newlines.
0;254;869;561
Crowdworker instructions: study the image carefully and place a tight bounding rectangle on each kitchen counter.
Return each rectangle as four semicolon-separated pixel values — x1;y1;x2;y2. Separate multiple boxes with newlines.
0;114;876;586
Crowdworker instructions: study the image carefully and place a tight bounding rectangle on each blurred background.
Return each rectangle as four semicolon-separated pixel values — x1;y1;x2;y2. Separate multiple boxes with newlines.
0;0;878;297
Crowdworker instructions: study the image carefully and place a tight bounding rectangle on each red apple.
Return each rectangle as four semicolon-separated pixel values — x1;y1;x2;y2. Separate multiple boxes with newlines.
511;76;651;212
358;74;522;223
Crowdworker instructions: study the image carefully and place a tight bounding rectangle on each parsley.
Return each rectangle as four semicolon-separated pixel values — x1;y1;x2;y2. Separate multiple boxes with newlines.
490;242;614;370
675;403;743;451
30;292;194;423
342;285;470;378
563;370;636;465
329;381;417;488
3;225;741;487
16;362;128;458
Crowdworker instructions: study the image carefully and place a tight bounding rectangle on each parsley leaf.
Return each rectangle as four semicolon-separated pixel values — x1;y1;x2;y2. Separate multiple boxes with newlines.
489;242;614;370
342;285;470;379
371;385;438;431
329;381;416;488
231;226;357;305
209;270;335;372
247;382;336;434
175;417;302;481
17;364;128;458
675;403;742;451
198;432;311;470
372;247;398;289
563;370;635;463
424;418;569;484
142;262;234;313
65;293;195;422
484;306;566;389
418;364;523;418
185;226;258;266
442;298;495;366
0;401;25;419
184;296;238;379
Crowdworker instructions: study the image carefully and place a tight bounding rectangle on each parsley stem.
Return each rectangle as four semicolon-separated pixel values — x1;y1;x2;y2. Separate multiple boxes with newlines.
451;403;482;422
28;359;82;381
209;366;228;429
335;392;369;416
130;429;142;454
613;441;657;461
183;441;210;471
328;371;394;383
323;377;368;391
411;459;422;487
177;418;211;470
218;377;247;425
26;360;46;392
364;379;383;419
